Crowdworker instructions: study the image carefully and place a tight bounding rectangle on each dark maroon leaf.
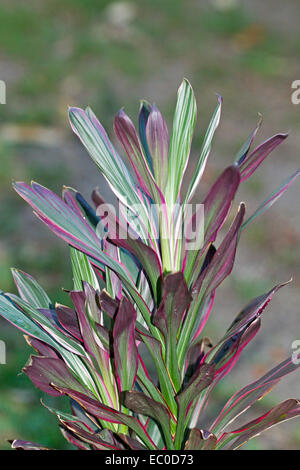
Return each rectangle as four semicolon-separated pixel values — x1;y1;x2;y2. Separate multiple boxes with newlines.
185;428;217;450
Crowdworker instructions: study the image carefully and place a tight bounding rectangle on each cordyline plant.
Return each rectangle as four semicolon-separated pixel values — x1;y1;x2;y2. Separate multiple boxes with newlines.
1;79;300;451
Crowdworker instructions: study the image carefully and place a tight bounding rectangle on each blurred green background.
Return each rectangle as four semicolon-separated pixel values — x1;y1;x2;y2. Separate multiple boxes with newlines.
0;0;299;449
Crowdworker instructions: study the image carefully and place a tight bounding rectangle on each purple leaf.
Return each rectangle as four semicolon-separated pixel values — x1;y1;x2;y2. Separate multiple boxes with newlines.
185;428;217;450
138;100;153;170
24;336;59;359
124;390;173;448
184;166;240;283
99;290;119;318
217;399;300;449
237;133;288;182
152;272;191;390
13;181;145;299
69;290;105;364
174;363;215;448
114;109;158;199
53;387;158;450
146;104;169;189
153;272;191;339
10;440;51;450
55;304;82;342
23;355;90;397
113;297;138;391
210;353;300;434
60;422;123;450
192;202;245;298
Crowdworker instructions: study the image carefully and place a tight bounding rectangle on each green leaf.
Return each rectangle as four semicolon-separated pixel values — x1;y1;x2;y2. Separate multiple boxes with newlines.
166;79;197;205
124;391;174;449
70;247;100;291
185;95;222;203
11;269;52;309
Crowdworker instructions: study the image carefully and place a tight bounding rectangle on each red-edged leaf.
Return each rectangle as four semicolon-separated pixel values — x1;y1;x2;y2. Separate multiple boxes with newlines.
124;390;174;449
210;354;300;434
24;336;59;359
55;304;82;341
217;399;300;449
23;355;90;397
10;440;51;450
153;272;191;339
184;166;240;283
146;104;169;190
174;363;215;448
152;272;191;390
237;133;288;182
53;387;158;450
185;428;217;450
113;297;138;391
114;109;165;206
193;202;245;297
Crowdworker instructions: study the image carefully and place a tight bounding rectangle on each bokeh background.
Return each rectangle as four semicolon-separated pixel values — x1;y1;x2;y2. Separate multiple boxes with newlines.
0;0;299;450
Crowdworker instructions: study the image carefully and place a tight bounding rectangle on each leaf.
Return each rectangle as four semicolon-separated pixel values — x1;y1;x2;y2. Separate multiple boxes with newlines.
185;94;222;203
124;390;174;449
69;106;140;211
23;355;90;397
178;204;245;367
69;290;103;363
146;104;169;190
236;133;288;182
234;114;262;165
114;109;165;206
152;272;191;390
10;440;51;450
242;169;300;231
166;79;197;205
11;269;52;309
25;336;59;358
13;182;150;320
91;187;162;300
185;429;217;450
53;387;158;450
99;289;119;318
5;293;85;356
152;272;191;337
210;354;300;435
55;304;82;342
193;202;245;299
60;422;123;450
0;292;65;351
70;247;99;291
184;166;240;284
0;292;100;397
217;399;300;450
59;428;90;450
138;100;153;170
222;281;290;344
109;231;162;302
137;330;177;415
174;363;215;449
189;319;261;430
113;297;138;391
